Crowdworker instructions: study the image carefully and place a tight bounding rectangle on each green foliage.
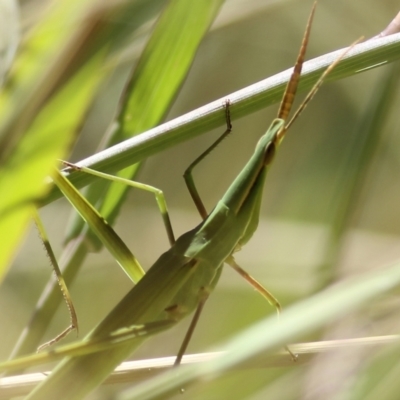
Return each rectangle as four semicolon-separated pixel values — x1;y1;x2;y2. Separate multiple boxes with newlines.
1;0;400;399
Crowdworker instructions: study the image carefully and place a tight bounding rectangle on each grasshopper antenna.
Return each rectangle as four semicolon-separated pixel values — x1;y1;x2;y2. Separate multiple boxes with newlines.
276;1;363;143
284;37;363;135
277;1;317;123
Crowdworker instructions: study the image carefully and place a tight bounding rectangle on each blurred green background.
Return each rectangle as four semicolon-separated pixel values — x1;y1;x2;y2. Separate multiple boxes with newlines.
2;0;400;399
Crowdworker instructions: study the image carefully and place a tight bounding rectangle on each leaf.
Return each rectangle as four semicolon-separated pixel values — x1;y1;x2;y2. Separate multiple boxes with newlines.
45;32;400;200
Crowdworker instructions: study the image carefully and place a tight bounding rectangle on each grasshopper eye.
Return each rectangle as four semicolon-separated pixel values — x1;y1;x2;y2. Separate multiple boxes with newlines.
263;142;276;166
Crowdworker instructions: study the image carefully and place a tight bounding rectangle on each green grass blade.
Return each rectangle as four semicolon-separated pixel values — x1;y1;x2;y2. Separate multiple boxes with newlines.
0;0;161;281
0;0;101;148
66;0;225;242
43;33;400;201
0;48;105;281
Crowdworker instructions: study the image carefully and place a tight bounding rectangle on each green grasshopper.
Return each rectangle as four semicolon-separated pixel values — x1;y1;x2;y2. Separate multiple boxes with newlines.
1;3;358;399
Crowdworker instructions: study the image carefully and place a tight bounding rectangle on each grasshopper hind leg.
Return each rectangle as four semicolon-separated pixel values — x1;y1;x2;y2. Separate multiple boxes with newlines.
226;256;297;361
